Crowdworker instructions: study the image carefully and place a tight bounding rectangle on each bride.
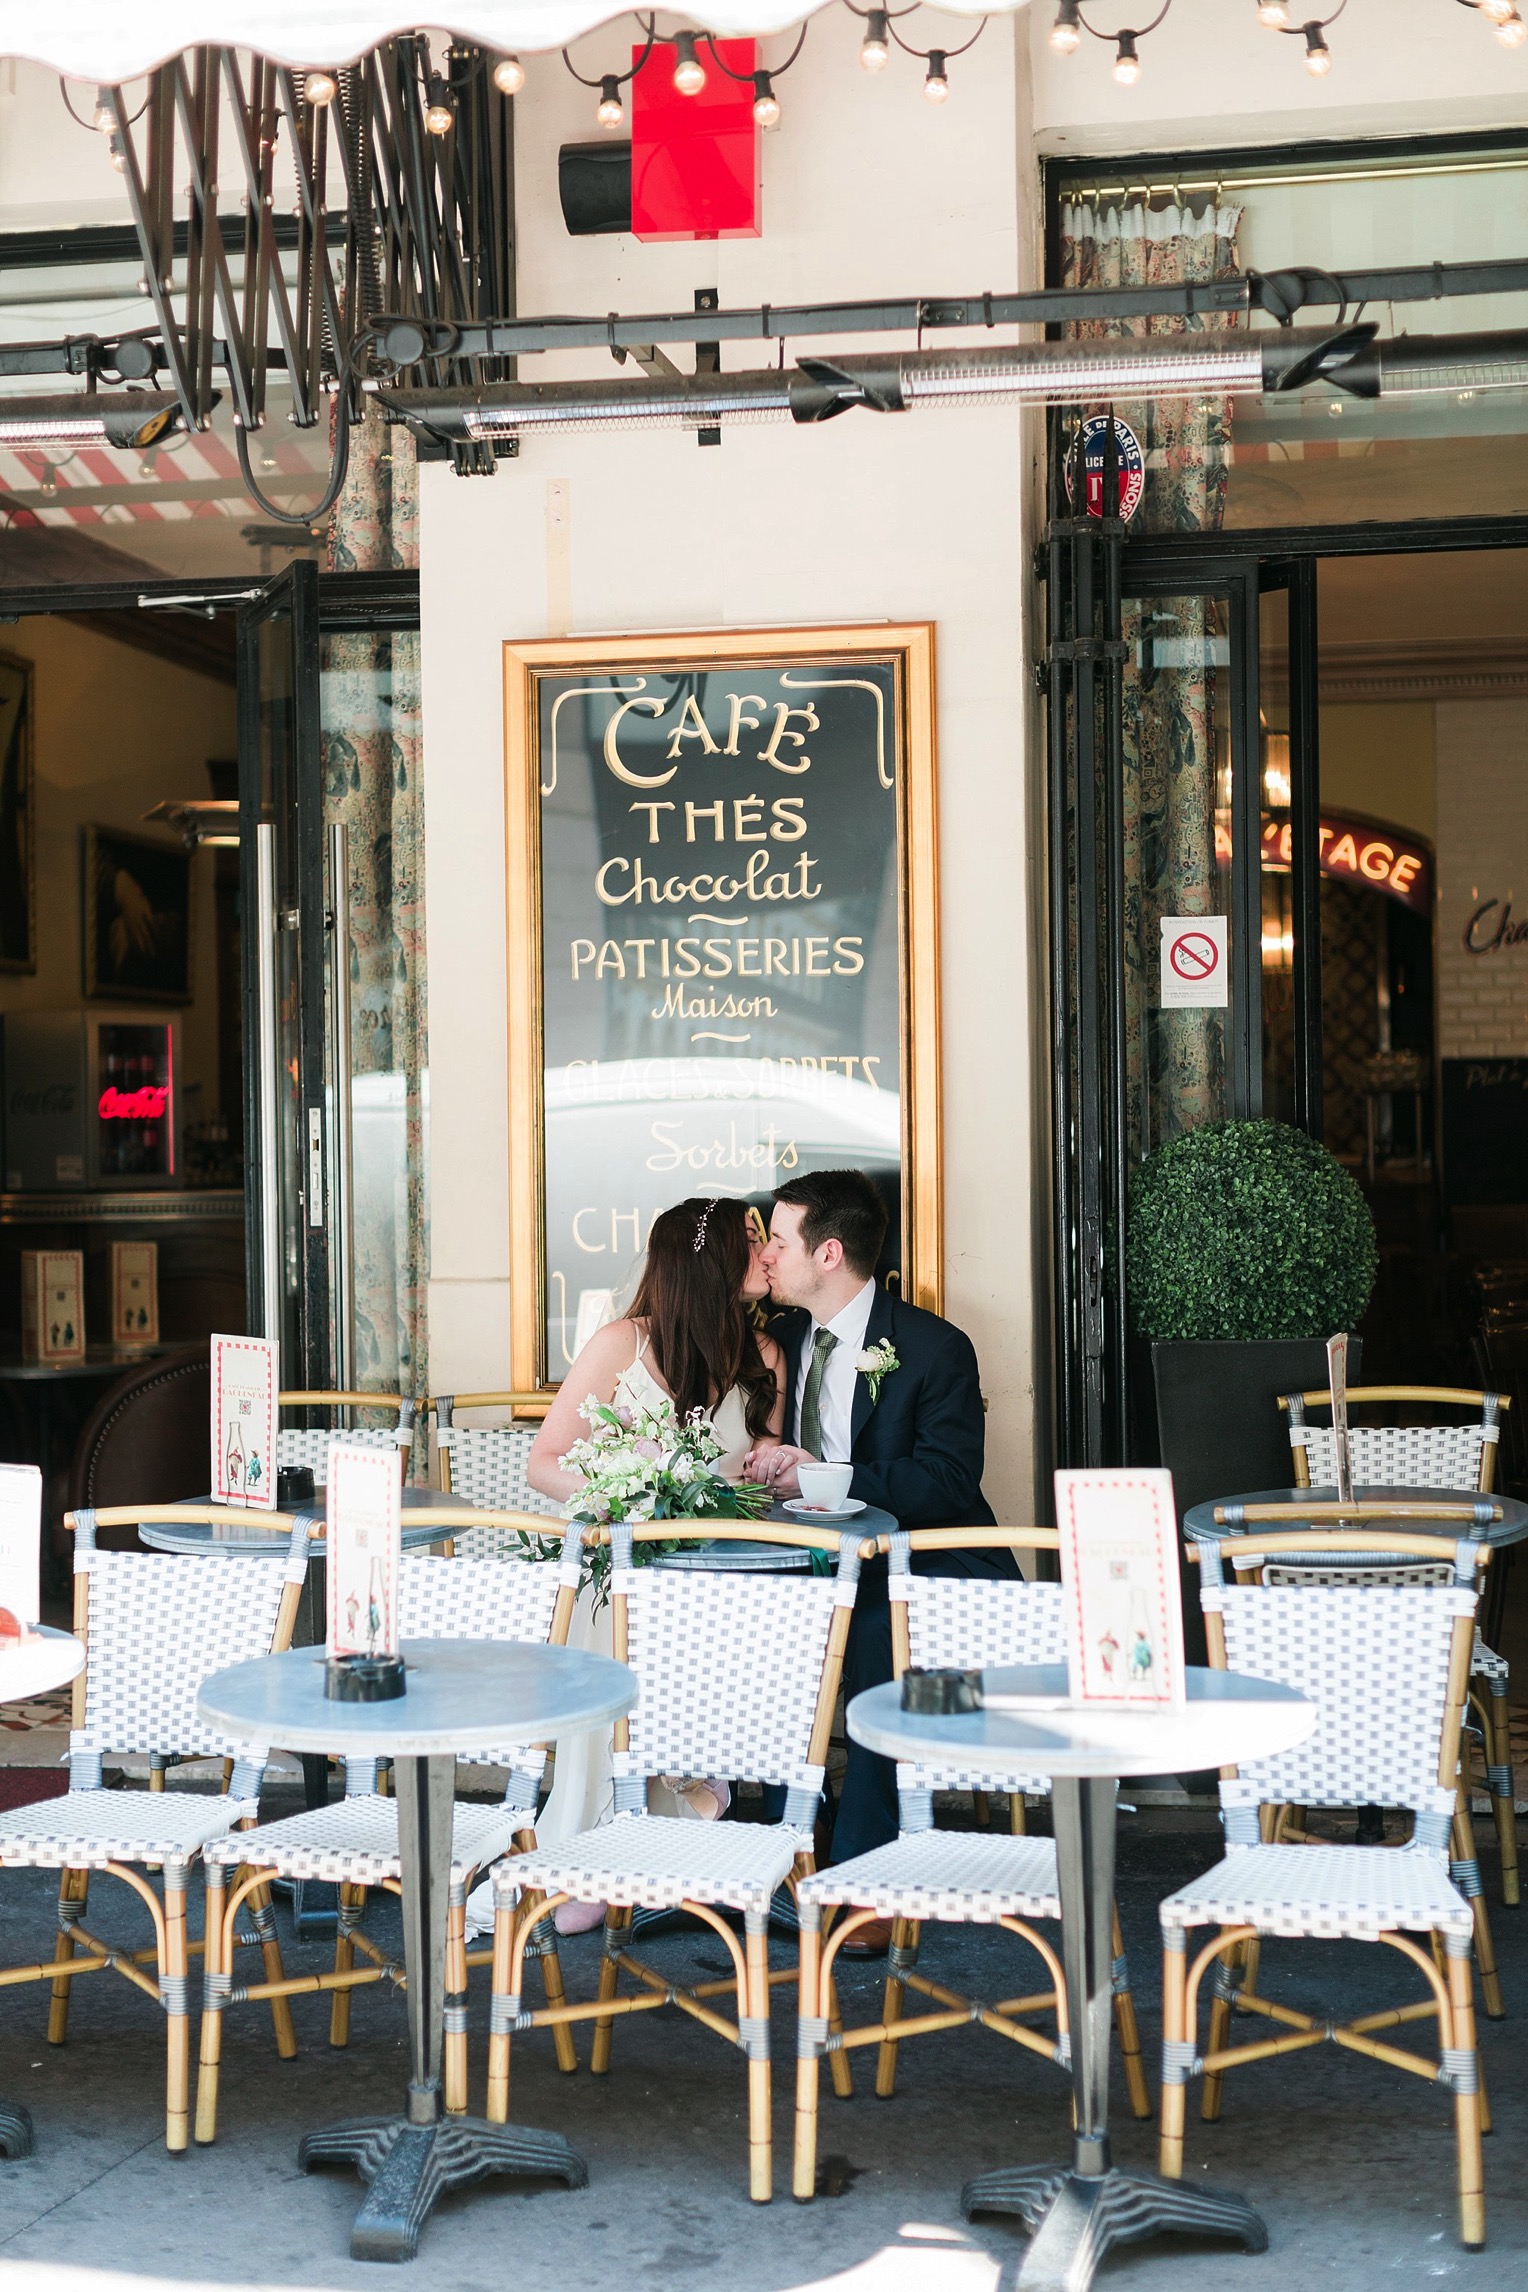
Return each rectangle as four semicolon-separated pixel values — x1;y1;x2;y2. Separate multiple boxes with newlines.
520;1197;785;1927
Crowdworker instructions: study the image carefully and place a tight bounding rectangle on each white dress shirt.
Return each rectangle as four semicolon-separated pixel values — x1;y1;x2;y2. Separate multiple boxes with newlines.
793;1279;877;1461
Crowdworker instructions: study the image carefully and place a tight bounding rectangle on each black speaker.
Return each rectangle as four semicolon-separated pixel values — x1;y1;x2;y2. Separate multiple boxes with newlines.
559;141;632;236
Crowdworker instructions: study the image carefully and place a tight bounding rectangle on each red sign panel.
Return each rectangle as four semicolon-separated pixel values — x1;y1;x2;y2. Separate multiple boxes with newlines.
631;39;760;242
1248;812;1431;913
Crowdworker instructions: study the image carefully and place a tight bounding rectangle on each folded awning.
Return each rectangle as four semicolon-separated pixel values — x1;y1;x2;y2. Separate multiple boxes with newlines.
0;2;1007;81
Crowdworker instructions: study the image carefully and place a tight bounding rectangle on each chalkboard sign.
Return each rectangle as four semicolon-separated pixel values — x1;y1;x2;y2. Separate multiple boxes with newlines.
504;627;940;1390
1441;1057;1528;1206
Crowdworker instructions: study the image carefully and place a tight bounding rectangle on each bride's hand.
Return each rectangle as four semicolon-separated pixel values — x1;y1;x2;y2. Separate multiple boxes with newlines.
746;1443;811;1498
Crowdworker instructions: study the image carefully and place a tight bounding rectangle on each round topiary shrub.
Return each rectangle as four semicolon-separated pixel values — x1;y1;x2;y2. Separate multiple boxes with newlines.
1126;1118;1378;1343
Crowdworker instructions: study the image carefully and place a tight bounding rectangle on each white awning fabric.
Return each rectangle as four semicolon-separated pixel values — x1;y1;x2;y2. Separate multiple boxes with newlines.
0;2;1012;82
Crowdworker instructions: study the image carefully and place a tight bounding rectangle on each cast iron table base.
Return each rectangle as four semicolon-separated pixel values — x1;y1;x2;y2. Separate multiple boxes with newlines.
300;2103;585;2263
0;2102;33;2159
961;1775;1269;2292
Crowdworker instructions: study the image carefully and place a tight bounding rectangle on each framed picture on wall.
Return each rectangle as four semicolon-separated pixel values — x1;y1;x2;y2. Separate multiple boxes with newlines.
502;624;942;1394
82;826;193;1005
0;652;35;975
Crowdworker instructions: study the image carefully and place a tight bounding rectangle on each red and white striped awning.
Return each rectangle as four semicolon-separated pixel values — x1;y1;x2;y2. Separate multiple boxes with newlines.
0;422;325;530
0;3;1006;81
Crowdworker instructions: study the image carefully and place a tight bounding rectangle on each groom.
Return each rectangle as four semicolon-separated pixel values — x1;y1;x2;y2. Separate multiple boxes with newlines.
745;1168;1014;1896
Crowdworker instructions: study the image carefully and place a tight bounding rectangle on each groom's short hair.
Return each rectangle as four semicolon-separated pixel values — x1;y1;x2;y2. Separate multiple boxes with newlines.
774;1168;888;1278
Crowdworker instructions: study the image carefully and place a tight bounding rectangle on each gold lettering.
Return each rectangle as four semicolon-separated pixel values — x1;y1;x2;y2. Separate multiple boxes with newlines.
664;694;720;761
703;938;732;977
595;857;633;904
770;796;806;841
759;699;818;774
612;1208;642;1256
674;938;701;978
736;939;761;976
733;795;767;842
623;938;655;978
764;939;789;975
685;800;726;843
603;696;671;787
595;941;627;979
571;938;597;979
833;936;865;975
572;1208;606;1254
723;693;766;754
804;937;831;975
629;800;675;843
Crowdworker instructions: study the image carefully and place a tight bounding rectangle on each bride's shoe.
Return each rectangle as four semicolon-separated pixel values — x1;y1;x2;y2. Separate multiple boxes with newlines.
553;1896;609;1935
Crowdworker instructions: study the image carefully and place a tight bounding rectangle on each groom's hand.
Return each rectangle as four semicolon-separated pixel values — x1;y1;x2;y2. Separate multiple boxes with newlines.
745;1443;812;1499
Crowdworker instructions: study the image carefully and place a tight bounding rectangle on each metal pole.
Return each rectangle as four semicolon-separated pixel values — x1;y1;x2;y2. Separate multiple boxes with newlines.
255;822;282;1358
329;821;356;1391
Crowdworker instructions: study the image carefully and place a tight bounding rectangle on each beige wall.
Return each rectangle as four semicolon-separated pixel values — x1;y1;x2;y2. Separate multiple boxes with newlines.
0;616;235;1126
420;8;1044;1519
1320;703;1437;844
1436;699;1528;1061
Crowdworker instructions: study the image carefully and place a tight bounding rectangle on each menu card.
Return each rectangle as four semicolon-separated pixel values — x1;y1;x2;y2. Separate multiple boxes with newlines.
211;1333;278;1510
21;1251;85;1366
0;1465;41;1627
111;1242;159;1348
1055;1466;1186;1709
1327;1330;1353;1503
326;1442;402;1661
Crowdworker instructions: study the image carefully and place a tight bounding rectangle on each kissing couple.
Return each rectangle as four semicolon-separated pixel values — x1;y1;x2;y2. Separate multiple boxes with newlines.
527;1167;1014;1918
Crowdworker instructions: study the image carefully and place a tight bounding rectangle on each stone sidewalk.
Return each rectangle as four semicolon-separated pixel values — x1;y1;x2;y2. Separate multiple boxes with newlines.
0;1803;1519;2292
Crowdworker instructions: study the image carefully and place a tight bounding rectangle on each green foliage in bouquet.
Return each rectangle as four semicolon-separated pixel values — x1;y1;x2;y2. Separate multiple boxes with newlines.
1126;1117;1378;1343
553;1391;770;1599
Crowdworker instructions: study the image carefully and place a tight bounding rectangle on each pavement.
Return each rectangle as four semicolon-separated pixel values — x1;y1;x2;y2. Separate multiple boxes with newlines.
0;1794;1521;2292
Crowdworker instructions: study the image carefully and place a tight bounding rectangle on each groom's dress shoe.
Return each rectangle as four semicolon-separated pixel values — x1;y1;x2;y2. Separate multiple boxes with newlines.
838;1917;893;1959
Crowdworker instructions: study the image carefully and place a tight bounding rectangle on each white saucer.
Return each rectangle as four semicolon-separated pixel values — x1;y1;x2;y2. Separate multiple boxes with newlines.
783;1496;867;1521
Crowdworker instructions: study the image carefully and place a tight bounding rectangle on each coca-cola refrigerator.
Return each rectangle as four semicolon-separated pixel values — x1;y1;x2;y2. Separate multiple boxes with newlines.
2;1012;181;1190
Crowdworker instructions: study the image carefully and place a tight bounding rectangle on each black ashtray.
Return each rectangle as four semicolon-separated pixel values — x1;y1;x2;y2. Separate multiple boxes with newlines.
901;1665;983;1715
325;1654;407;1702
277;1465;315;1506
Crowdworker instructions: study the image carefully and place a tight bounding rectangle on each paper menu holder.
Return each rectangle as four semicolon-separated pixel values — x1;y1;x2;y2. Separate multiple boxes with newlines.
0;1466;42;1631
325;1442;406;1701
211;1333;278;1510
1327;1330;1353;1504
1055;1466;1187;1709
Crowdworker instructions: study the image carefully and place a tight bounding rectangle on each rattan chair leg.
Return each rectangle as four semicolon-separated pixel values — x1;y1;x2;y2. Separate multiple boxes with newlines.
47;1868;88;2045
1110;1905;1151;2120
194;1867;227;2145
1008;1791;1027;1835
874;1918;914;2099
329;1883;363;2048
484;1900;515;2124
1485;1679;1519;1908
825;1971;854;2099
589;1908;629;2076
792;1911;823;2202
745;1914;772;2202
1446;1939;1486;2249
972;1791;991;1831
1452;1799;1505;2017
238;1877;296;2059
533;1920;579;2075
1200;1935;1240;2121
444;1894;469;2115
164;1873;190;2153
1158;1934;1188;2179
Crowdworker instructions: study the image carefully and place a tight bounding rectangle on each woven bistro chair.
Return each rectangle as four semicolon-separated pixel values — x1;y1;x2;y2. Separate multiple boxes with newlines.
1159;1526;1490;2250
0;1504;309;2151
487;1521;870;2202
194;1516;582;2144
430;1393;560;1545
792;1529;1151;2204
1278;1391;1518;1913
277;1390;418;1482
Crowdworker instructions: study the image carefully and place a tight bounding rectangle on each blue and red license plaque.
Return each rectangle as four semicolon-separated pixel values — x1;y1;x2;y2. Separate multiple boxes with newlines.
1065;414;1145;521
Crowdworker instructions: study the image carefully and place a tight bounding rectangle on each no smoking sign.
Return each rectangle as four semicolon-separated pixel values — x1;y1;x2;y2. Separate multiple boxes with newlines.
1159;914;1228;1009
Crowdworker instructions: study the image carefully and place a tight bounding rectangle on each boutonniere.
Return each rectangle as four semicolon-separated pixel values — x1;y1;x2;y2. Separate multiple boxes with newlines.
855;1339;900;1404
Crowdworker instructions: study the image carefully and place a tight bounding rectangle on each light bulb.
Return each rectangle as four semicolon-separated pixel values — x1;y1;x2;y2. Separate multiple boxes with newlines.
1113;31;1142;83
1050;1;1083;53
1497;7;1527;43
303;69;337;106
752;72;781;127
492;55;526;96
860;10;890;71
1255;0;1289;23
92;89;115;131
108;133;127;174
1303;24;1332;73
924;51;951;102
1479;0;1515;20
673;33;706;96
137;452;157;481
425;77;455;135
597;76;624;128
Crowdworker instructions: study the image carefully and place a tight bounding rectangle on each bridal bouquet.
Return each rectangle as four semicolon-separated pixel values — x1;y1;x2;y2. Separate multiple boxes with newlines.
560;1392;770;1596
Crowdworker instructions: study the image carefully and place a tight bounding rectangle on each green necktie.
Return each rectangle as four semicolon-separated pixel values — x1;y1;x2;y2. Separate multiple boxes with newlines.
799;1327;838;1458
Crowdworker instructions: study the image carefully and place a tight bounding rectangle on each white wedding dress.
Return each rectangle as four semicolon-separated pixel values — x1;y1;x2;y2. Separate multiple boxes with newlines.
464;1332;750;1935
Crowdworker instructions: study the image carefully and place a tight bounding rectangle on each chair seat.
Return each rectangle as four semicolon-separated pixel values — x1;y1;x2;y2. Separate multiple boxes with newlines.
800;1830;1061;1923
1160;1843;1475;1943
0;1789;254;1870
1472;1632;1509;1685
500;1812;805;1917
205;1795;525;1887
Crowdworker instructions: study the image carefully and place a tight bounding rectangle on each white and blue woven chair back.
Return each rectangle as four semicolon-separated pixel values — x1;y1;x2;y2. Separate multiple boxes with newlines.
277;1425;405;1477
1214;1579;1468;1822
439;1425;561;1524
74;1550;290;1777
614;1540;856;1800
396;1551;577;1775
1300;1422;1487;1492
896;1565;1064;1799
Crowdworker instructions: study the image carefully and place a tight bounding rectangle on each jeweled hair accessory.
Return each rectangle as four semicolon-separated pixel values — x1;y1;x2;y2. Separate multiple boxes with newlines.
692;1197;720;1253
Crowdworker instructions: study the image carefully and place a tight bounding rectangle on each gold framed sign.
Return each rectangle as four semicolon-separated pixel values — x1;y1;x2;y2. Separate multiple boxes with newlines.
503;624;941;1393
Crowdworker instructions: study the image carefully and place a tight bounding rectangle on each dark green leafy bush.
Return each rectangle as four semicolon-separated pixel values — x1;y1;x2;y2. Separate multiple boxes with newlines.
1127;1118;1377;1342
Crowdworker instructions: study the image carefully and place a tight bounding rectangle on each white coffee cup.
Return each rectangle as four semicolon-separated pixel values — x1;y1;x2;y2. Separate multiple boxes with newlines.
797;1460;854;1511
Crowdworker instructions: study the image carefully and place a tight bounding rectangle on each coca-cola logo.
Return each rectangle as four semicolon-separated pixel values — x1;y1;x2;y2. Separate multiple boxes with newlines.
8;1084;74;1117
98;1085;169;1121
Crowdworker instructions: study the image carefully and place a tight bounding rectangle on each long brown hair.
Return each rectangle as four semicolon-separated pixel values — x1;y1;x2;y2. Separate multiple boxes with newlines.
630;1197;776;1439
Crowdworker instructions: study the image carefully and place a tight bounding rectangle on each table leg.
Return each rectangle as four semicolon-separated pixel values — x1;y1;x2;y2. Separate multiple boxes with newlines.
963;1775;1267;2292
299;1752;586;2262
0;2104;32;2158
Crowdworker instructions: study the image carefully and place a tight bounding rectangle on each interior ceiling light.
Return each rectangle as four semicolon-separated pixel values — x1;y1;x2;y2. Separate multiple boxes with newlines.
492;56;526;96
859;9;891;70
1051;1;1084;52
0;393;183;450
303;69;337;106
672;32;707;95
141;800;240;850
